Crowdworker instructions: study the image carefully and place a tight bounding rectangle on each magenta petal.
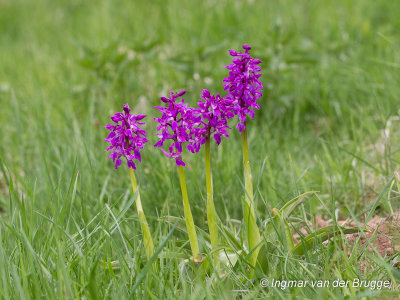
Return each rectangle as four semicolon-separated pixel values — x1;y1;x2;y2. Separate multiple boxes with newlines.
127;160;136;170
135;114;146;121
111;152;119;162
115;158;122;170
175;142;182;153
229;50;238;56
169;143;174;153
171;121;178;131
106;132;116;139
154;140;164;147
133;148;141;162
160;97;169;103
202;89;210;98
161;148;172;158
176;90;186;97
104;124;115;131
175;158;185;167
111;113;123;122
123;104;130;115
237;122;245;132
214;133;221;145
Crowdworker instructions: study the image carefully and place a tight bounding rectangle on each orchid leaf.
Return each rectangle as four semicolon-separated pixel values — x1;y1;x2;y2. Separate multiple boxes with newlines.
255;244;269;275
280;191;317;218
292;225;366;256
160;216;210;241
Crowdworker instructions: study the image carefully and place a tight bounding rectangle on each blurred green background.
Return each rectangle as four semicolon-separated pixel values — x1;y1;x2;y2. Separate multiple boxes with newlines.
1;0;399;216
1;0;400;298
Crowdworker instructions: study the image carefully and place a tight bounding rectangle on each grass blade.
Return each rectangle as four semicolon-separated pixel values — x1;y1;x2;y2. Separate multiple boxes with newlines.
128;221;178;298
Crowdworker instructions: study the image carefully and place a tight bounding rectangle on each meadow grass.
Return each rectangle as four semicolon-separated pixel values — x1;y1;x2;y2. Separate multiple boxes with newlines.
1;0;400;298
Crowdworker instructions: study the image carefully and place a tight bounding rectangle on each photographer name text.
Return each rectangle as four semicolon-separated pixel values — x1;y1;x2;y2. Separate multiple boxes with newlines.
260;278;394;290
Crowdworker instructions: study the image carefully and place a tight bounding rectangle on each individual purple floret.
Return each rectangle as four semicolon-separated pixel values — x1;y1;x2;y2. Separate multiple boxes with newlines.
154;91;198;166
188;89;234;153
222;44;263;132
104;104;149;170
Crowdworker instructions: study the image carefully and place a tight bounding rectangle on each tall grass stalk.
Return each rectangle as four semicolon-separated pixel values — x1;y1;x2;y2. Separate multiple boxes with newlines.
177;164;200;260
205;138;219;266
129;168;154;260
241;128;261;272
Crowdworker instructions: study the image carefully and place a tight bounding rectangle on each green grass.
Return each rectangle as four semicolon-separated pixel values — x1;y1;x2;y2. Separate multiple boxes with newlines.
1;0;400;298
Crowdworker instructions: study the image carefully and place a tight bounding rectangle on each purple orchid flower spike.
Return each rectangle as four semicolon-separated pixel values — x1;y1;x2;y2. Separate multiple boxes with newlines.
104;104;155;260
154;91;201;259
104;104;149;170
185;89;234;264
188;89;234;153
222;44;263;132
154;91;199;166
223;44;263;274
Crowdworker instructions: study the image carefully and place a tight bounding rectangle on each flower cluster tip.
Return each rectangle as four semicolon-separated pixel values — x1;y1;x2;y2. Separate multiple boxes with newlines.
105;104;149;170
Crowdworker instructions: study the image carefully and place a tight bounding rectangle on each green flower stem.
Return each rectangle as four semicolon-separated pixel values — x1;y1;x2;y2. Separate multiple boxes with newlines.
205;138;219;265
129;168;154;260
241;128;261;271
177;164;200;260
